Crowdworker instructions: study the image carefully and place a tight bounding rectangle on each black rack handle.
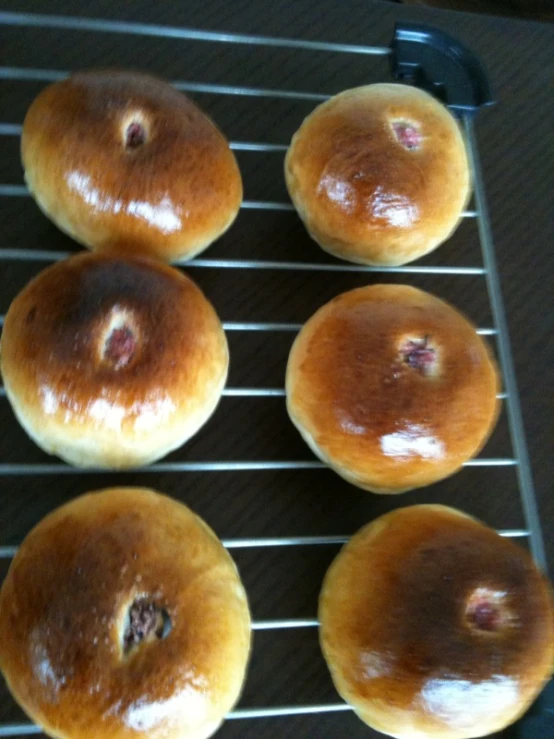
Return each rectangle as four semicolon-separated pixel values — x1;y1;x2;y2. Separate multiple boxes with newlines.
389;22;493;114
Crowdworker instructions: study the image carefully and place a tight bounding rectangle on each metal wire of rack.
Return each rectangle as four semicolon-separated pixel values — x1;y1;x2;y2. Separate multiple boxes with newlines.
0;10;548;738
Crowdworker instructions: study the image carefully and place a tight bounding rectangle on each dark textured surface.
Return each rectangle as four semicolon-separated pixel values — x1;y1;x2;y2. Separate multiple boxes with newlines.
0;2;552;738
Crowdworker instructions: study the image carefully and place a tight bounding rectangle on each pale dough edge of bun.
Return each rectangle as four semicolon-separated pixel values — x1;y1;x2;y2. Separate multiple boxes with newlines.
0;344;229;469
1;666;224;739
285;386;413;494
23;169;242;264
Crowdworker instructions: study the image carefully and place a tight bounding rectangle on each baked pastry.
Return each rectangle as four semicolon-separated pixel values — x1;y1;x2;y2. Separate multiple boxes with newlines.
0;253;228;468
286;284;500;493
21;70;242;262
0;487;252;739
285;83;470;266
319;505;554;739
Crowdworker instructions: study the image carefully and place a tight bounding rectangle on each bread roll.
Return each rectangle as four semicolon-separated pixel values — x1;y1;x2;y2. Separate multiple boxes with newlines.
22;70;242;262
319;505;554;738
286;284;500;493
0;253;228;468
285;84;470;266
0;487;252;739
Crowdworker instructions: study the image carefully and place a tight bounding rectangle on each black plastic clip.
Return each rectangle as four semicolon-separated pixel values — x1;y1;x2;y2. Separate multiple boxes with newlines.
389;23;493;115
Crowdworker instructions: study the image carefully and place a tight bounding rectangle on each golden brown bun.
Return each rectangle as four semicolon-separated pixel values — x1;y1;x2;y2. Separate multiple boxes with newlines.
319;505;554;739
286;284;500;493
0;487;252;739
285;84;471;266
22;70;242;262
0;253;228;468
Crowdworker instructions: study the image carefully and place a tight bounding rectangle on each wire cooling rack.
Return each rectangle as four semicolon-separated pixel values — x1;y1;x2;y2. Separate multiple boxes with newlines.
0;10;549;738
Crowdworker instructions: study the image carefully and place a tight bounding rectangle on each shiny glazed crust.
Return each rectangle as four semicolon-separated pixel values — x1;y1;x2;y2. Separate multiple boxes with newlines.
0;253;229;468
0;488;252;739
21;70;243;262
286;284;500;493
285;84;471;266
319;505;554;739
